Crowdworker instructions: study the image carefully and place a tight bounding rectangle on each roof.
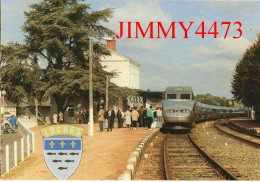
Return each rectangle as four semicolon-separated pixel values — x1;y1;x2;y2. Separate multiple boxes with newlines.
101;45;141;68
19;98;51;107
2;100;16;107
165;86;193;93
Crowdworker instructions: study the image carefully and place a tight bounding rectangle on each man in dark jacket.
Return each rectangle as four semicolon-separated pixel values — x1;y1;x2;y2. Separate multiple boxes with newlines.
105;106;115;132
143;108;147;127
117;108;123;128
138;106;144;127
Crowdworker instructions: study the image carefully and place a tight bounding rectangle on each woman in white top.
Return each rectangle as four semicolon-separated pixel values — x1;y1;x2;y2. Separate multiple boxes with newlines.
53;113;58;124
125;109;131;128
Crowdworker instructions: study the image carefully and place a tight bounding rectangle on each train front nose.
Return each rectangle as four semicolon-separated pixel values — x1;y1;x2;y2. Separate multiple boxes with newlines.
163;107;194;129
164;107;191;120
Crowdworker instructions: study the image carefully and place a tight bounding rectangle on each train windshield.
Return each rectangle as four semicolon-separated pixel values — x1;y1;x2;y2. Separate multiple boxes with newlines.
180;94;190;99
167;94;177;99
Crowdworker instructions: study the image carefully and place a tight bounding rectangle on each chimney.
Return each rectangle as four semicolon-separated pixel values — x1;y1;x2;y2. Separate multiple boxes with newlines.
106;37;116;51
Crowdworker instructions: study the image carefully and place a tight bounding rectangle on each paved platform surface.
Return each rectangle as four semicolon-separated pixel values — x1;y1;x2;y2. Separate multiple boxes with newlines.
2;123;154;180
229;117;260;132
1;128;23;175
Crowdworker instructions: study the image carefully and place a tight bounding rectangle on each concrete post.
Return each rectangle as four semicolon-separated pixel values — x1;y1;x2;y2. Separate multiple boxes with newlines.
88;39;94;136
27;135;30;156
14;141;17;166
6;145;9;172
106;75;109;110
32;132;35;152
21;138;24;161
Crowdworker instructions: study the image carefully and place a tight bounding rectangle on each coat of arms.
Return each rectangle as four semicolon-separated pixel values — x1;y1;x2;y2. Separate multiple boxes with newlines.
40;125;84;180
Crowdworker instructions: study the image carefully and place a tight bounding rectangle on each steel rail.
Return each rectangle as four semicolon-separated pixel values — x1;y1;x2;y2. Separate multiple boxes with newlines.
214;124;260;149
187;133;237;180
163;134;171;180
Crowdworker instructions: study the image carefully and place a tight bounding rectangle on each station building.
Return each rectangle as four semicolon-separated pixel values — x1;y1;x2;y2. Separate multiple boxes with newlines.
100;38;143;109
100;38;140;90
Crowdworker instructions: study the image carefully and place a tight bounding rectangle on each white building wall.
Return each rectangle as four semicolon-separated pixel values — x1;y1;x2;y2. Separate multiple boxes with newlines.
100;50;140;89
101;60;130;88
129;63;140;89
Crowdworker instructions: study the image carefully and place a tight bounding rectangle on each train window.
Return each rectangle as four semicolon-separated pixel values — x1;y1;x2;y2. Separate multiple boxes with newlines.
167;94;177;99
180;94;190;99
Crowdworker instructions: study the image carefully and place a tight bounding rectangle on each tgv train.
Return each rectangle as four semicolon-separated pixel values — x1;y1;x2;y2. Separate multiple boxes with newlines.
162;86;248;130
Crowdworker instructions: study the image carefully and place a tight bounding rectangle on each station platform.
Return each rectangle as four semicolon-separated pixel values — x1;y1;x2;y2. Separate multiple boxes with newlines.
229;117;260;132
1;123;155;180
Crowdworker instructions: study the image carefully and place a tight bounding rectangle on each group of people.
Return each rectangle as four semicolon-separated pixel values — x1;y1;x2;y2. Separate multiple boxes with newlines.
52;108;89;124
52;111;64;124
97;105;162;132
78;108;89;124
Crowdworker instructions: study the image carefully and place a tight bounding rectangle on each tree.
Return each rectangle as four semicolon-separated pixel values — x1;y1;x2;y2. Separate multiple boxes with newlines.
232;34;260;118
195;93;229;106
1;0;136;112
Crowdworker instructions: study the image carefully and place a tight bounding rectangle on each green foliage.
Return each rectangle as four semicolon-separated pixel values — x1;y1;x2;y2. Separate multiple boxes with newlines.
1;0;136;112
0;42;41;104
195;93;231;106
231;34;260;117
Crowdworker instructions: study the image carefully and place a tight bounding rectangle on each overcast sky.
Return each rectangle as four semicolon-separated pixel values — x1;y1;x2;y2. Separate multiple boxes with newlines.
2;0;260;98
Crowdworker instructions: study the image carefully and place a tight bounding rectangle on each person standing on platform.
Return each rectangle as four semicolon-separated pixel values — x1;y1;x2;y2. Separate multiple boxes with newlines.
138;106;144;127
106;106;115;132
53;113;58;124
143;107;147;127
10;115;17;133
98;106;105;132
117;108;123;128
157;107;162;122
251;109;255;120
78;109;84;124
121;110;125;127
131;107;139;130
104;108;108;129
125;106;131;128
59;111;63;124
154;109;157;121
83;108;89;124
147;106;154;130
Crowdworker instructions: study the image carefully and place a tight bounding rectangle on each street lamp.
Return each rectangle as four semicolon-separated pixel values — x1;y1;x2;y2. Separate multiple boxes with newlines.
2;90;6;122
88;39;94;136
106;76;109;110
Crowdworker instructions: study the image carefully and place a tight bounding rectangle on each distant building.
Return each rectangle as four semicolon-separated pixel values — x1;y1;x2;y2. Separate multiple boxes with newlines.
100;38;140;89
1;100;16;116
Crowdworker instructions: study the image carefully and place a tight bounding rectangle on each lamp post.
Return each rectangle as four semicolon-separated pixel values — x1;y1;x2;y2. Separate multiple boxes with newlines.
88;39;94;136
106;76;109;110
2;90;6;122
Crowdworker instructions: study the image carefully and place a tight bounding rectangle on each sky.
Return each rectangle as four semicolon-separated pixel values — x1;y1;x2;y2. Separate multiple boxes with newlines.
2;0;260;98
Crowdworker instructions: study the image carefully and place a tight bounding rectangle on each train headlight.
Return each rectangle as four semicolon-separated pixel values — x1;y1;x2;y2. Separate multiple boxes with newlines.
167;109;175;113
181;109;190;113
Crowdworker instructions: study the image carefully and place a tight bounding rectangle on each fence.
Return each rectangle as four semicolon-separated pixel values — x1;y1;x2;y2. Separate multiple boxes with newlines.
1;119;35;176
19;117;38;128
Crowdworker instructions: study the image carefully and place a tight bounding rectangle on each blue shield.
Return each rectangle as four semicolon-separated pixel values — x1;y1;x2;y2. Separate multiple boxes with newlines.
40;125;84;180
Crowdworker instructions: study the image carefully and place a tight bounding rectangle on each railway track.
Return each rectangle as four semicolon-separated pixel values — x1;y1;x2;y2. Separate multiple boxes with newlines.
190;121;260;180
163;134;235;180
214;123;260;148
135;131;238;180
